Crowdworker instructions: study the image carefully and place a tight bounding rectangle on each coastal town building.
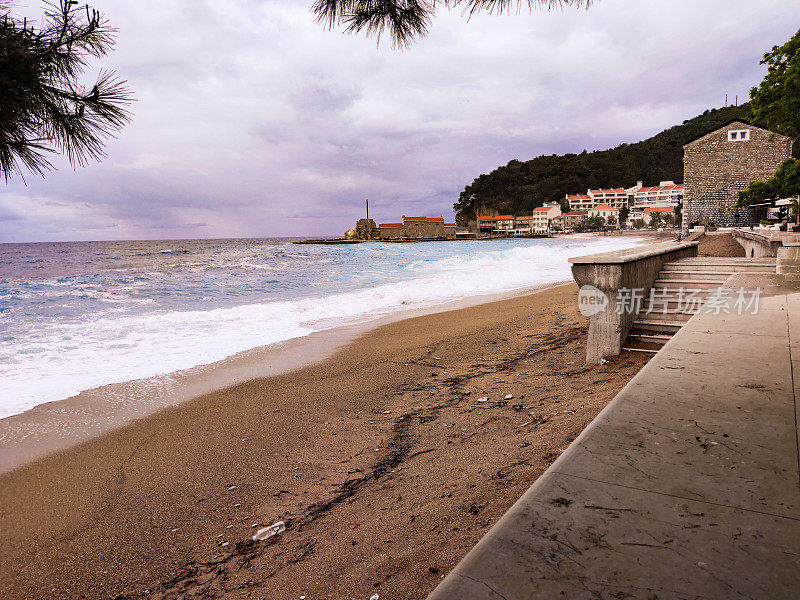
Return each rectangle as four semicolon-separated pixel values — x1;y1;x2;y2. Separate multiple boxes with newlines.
476;215;515;235
532;203;562;233
626;206;675;227
588;204;619;224
566;181;684;220
681;119;793;232
631;181;683;208
565;194;594;211
514;215;533;234
587;188;629;210
562;210;588;230
378;216;457;239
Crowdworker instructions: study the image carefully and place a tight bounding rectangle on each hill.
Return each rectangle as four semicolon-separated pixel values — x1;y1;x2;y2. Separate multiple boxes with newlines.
453;104;756;222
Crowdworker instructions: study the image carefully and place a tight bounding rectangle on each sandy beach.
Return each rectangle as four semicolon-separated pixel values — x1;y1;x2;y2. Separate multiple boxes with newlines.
0;281;652;600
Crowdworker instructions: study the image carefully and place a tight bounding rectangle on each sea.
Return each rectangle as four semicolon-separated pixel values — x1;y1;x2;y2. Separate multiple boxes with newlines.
0;235;641;419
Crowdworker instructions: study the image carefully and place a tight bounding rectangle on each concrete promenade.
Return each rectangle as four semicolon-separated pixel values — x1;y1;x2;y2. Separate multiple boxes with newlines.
427;270;800;599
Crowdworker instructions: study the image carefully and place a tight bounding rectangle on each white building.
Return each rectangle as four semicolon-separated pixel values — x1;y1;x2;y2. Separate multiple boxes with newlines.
532;203;562;233
588;203;619;225
566;194;594;211
586;188;630;210
632;181;684;208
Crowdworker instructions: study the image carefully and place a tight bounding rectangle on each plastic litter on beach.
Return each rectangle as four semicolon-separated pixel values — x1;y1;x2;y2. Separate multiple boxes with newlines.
227;485;237;491
252;520;286;541
370;594;380;600
477;397;488;403
504;394;514;400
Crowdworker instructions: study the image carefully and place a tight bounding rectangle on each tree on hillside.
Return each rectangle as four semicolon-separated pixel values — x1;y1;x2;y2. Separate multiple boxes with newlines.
0;1;132;180
737;159;800;206
313;0;592;47
452;104;753;222
737;29;800;211
750;29;800;142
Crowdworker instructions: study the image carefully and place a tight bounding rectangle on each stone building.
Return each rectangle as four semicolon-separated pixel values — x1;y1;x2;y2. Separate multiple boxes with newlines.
476;215;515;235
377;216;456;239
562;210;588;230
681;120;793;233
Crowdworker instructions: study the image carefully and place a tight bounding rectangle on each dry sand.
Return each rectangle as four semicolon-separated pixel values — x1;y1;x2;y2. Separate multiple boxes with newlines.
0;283;652;600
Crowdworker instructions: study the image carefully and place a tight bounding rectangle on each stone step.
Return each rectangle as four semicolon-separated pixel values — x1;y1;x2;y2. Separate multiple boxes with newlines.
657;270;732;280
654;278;730;286
672;257;776;263
637;310;696;321
622;346;660;354
662;264;775;273
632;320;684;333
627;332;672;345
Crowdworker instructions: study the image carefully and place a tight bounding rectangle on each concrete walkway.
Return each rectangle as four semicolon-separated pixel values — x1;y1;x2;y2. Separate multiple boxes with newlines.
427;271;800;599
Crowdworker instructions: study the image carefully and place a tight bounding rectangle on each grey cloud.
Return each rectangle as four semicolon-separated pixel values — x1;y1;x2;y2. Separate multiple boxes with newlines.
1;0;799;242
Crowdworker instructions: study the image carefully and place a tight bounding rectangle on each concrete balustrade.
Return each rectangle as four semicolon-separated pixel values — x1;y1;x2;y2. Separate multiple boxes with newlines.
731;229;784;257
569;241;699;364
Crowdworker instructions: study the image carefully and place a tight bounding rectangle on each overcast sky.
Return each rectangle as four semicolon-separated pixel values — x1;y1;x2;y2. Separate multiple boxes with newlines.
1;0;798;242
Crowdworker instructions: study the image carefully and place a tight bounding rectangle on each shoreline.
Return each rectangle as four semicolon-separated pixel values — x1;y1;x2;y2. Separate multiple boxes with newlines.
0;280;569;475
0;230;676;475
0;282;654;600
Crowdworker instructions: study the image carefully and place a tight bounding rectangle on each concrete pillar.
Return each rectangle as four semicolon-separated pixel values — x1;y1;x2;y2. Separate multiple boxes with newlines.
570;242;699;364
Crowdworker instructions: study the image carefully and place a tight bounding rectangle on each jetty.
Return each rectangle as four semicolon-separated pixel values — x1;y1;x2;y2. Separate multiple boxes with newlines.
427;231;800;599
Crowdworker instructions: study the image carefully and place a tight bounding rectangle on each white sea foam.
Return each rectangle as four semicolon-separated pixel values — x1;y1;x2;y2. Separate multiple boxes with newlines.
0;236;642;418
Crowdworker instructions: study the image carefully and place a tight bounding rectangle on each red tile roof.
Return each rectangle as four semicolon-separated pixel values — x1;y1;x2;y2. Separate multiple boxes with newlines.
533;206;555;212
444;223;456;227
643;206;675;213
379;223;404;228
637;185;684;194
591;204;616;210
402;216;428;221
516;215;534;220
565;210;588;216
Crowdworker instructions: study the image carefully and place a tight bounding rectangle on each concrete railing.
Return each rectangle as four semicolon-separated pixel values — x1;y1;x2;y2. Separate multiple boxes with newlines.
569;241;699;364
731;229;784;257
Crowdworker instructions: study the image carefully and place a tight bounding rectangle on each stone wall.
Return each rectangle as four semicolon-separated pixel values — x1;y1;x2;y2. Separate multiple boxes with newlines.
682;121;793;234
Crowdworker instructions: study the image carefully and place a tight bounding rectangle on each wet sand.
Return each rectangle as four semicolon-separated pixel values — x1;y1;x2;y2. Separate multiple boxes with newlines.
0;283;652;600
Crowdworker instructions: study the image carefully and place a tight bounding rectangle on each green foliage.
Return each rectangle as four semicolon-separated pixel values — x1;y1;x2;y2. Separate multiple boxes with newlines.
585;216;603;230
0;1;132;180
737;159;800;206
313;0;592;48
618;206;630;225
750;29;800;141
649;212;663;228
453;104;753;222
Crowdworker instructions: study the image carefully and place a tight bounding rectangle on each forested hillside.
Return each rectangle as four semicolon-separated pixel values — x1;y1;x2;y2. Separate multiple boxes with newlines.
454;104;755;222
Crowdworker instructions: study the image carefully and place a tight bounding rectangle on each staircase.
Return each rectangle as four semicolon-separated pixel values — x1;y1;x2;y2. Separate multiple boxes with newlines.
623;257;777;353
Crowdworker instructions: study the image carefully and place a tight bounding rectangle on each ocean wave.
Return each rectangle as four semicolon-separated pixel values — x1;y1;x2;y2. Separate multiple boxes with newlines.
0;236;642;418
